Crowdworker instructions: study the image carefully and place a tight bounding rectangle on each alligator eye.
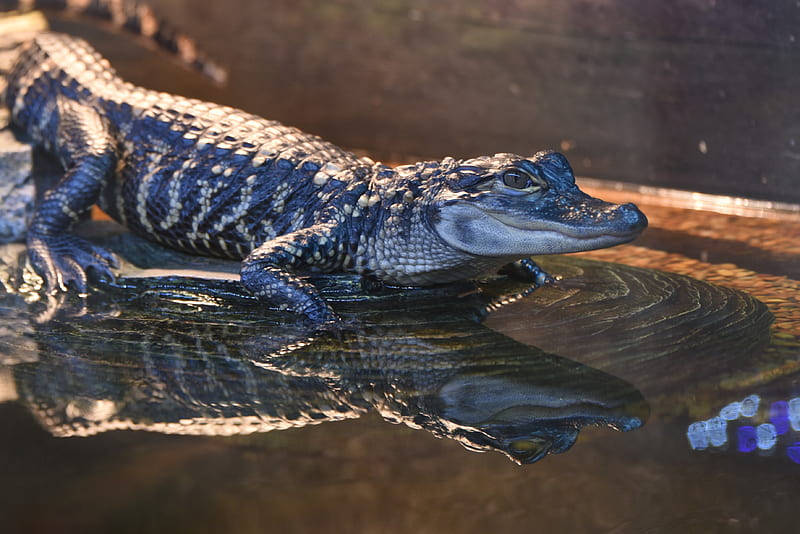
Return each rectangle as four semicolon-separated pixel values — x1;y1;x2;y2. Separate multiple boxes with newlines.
502;170;531;189
507;437;552;464
503;169;542;192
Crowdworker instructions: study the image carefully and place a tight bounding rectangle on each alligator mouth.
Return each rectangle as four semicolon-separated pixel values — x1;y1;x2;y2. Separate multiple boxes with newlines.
482;208;645;241
484;400;648;433
434;201;646;257
440;376;649;428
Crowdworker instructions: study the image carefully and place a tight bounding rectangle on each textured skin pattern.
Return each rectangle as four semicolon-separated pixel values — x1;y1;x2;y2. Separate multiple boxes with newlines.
5;33;647;323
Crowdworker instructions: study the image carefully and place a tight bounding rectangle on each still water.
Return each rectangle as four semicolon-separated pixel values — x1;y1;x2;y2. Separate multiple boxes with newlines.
1;8;800;534
1;202;798;532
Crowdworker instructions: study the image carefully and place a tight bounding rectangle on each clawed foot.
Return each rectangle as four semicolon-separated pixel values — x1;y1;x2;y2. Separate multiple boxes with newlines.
27;233;119;295
300;301;346;333
314;315;348;340
501;258;556;287
30;292;87;324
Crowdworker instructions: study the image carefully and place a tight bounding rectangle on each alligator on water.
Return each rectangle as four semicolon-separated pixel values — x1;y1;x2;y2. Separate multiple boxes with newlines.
1;1;647;324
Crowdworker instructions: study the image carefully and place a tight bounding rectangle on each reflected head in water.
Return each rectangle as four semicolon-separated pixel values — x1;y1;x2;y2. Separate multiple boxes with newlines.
264;320;649;465
431;361;649;464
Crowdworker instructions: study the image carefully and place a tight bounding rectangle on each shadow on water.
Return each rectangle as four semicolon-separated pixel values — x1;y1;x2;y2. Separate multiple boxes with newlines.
0;232;650;465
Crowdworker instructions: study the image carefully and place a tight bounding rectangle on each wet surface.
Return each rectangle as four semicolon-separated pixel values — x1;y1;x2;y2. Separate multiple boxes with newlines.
1;210;798;533
2;10;800;534
0;237;651;464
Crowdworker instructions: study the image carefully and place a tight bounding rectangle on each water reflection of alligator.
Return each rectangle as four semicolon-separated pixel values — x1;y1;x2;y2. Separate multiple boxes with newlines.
0;226;776;463
0;251;649;465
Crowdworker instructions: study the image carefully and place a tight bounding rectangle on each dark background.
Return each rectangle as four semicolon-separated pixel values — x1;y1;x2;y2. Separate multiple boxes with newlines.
51;0;798;203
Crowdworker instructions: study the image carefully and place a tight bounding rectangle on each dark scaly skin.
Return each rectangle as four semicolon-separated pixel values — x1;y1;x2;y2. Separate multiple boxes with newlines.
5;33;648;324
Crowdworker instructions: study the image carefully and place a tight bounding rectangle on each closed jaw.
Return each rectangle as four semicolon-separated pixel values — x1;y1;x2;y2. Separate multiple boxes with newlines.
434;202;644;257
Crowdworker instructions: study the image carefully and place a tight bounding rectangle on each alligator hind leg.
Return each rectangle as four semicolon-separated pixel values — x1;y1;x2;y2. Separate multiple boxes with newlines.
499;258;555;287
27;98;119;294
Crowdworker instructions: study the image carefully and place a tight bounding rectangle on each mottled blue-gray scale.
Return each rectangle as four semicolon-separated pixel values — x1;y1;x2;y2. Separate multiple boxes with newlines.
110;147;339;258
86;115;353;257
4;34;365;257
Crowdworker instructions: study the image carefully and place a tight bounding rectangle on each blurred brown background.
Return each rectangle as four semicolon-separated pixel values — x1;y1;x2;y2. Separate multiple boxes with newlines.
50;0;800;203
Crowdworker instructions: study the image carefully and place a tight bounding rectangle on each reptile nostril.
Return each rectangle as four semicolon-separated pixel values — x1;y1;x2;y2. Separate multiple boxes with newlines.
618;203;648;230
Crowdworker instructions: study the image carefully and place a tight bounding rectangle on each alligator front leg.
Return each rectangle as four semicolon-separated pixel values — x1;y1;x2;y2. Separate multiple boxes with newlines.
240;222;342;324
499;258;555;287
27;98;119;294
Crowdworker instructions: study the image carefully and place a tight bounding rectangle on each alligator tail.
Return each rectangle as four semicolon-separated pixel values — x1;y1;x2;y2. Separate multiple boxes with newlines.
0;0;227;83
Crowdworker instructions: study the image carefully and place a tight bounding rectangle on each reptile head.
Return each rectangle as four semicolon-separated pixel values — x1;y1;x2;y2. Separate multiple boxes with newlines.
437;369;649;465
430;151;647;256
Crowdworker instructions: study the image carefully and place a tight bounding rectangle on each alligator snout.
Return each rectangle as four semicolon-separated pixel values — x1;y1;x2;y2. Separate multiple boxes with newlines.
616;202;648;234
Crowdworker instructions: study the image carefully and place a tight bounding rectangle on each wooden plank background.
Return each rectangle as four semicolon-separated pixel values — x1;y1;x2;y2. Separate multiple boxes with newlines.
49;0;800;203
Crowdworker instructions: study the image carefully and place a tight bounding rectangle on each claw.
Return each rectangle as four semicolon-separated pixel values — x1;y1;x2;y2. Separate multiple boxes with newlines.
62;255;88;293
26;233;118;297
501;258;554;287
535;269;556;287
314;315;351;341
302;302;340;326
86;262;115;284
92;245;120;269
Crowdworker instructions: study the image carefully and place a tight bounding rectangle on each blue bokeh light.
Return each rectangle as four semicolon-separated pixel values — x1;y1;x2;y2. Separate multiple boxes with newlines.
687;421;709;450
707;416;727;447
720;402;741;421
770;401;790;435
756;423;777;450
737;426;757;453
689;394;800;460
787;443;800;464
789;398;800;432
740;395;760;417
